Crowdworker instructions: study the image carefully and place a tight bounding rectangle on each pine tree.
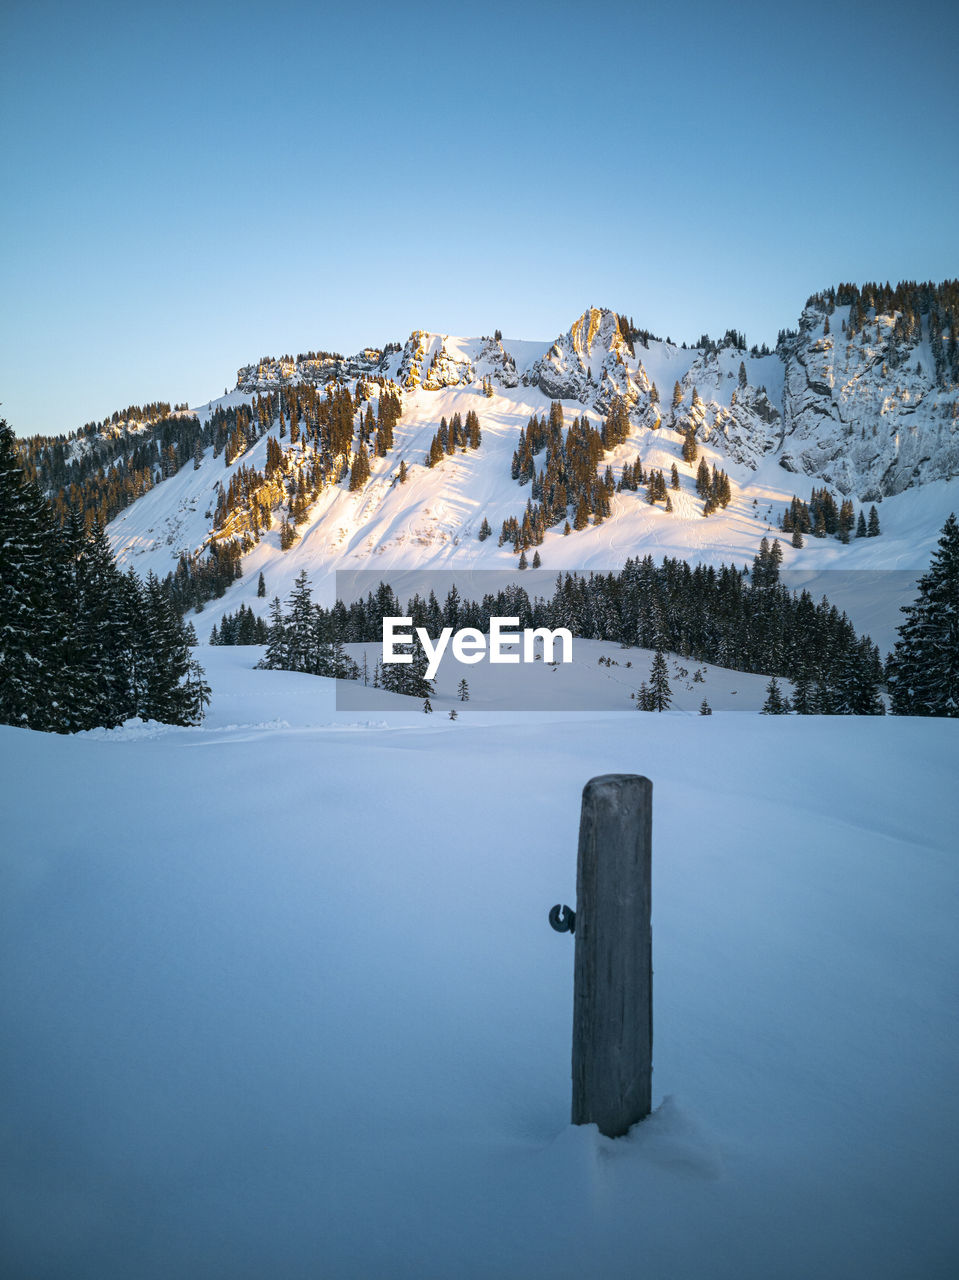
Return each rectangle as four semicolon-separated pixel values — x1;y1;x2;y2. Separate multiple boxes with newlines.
137;573;195;722
699;697;712;715
791;670;815;715
867;505;881;537
0;420;67;730
259;597;287;670
285;571;316;673
838;638;886;715
392;638;434;700
458;678;469;702
67;514;141;728
752;536;783;589
856;510;868;538
448;708;458;720
279;517;298;550
648;650;672;711
183;657;212;721
761;676;790;714
349;444;371;490
887;513;959;715
423;696;433;714
257;571;266;597
838;499;855;544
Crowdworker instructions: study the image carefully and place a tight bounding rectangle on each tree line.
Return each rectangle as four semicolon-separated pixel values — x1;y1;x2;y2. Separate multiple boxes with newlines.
251;541;888;714
781;489;880;545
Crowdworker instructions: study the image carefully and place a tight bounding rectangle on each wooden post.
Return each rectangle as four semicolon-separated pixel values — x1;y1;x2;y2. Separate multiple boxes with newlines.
571;774;652;1137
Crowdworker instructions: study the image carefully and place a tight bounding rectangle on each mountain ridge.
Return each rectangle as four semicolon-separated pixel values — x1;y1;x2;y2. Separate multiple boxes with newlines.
220;293;958;500
16;288;959;647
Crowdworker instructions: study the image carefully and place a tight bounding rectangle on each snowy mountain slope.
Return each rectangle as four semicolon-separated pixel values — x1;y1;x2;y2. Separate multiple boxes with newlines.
95;301;959;648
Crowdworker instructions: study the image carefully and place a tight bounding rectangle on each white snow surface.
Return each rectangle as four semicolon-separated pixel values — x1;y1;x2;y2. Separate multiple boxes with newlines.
2;647;958;1279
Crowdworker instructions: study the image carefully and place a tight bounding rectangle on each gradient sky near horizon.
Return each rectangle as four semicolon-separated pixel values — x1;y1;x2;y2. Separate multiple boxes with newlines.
2;0;957;437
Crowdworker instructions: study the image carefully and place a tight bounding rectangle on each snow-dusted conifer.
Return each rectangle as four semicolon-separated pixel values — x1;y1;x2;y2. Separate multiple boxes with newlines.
887;513;959;716
0;419;66;730
761;677;790;714
259;596;288;670
648;651;672;711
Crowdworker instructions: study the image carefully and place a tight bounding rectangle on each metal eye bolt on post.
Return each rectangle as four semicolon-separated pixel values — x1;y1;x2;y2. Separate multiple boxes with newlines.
549;774;653;1139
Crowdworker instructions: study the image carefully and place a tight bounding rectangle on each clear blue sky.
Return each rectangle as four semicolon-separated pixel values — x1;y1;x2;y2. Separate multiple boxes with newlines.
2;0;957;437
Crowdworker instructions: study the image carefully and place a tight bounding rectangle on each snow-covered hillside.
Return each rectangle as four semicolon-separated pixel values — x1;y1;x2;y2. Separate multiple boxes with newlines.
2;648;957;1279
96;302;959;652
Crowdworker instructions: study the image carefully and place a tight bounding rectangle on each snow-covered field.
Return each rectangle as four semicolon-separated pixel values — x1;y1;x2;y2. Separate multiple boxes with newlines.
2;648;958;1278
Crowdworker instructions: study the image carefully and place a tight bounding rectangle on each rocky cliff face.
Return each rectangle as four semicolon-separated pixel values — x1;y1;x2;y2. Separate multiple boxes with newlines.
396;331;438;391
394;332;520;391
474;336;519;388
779;303;959;498
237;349;385;393
523;307;649;412
654;300;959;496
421;338;476;391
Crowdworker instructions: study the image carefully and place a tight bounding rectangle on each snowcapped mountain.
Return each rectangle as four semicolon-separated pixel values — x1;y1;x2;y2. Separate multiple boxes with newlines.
75;294;957;641
225;299;959;499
